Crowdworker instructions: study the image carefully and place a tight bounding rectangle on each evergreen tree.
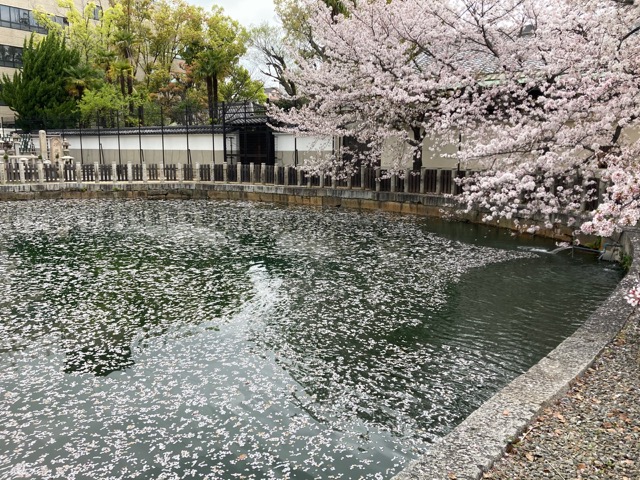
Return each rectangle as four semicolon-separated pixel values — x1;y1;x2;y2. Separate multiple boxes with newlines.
0;33;80;131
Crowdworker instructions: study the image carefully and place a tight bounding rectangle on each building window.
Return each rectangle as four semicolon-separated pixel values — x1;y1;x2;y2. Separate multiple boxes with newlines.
0;44;24;68
0;4;66;35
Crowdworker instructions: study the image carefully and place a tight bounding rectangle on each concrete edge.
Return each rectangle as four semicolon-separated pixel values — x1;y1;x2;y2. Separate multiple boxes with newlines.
393;230;639;480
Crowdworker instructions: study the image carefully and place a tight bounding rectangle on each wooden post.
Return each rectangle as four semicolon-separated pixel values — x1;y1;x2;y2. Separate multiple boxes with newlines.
375;167;381;192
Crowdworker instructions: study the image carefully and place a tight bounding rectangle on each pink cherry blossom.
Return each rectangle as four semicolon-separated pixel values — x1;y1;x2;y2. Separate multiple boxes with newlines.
625;285;640;307
271;0;640;237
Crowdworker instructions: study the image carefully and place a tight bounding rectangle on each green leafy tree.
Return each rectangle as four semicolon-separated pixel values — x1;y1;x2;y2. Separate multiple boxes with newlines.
183;6;248;122
78;83;147;126
140;0;204;93
78;83;127;120
30;0;261;127
34;0;122;70
0;33;80;130
219;66;266;103
64;63;104;100
42;0;147;117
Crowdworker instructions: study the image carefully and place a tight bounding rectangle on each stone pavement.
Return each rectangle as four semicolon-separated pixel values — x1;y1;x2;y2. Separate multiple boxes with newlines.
485;310;640;480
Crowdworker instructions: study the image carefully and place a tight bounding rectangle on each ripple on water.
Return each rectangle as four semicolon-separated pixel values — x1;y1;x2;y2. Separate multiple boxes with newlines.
0;199;623;479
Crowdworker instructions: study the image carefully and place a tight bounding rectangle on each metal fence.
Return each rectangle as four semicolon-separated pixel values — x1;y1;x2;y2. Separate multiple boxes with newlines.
1;101;274;167
2;102;268;133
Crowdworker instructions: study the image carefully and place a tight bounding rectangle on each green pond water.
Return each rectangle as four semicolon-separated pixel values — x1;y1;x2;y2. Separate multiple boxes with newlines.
0;199;624;479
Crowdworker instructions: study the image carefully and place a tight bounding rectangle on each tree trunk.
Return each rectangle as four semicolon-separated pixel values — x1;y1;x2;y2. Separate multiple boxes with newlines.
213;73;219;122
127;72;134;117
411;126;424;171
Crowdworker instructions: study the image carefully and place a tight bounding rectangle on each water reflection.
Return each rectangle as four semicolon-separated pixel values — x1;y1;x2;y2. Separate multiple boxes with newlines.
0;199;623;479
64;344;135;376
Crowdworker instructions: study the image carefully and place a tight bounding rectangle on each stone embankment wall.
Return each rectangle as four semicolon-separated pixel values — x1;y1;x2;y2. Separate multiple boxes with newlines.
0;161;588;243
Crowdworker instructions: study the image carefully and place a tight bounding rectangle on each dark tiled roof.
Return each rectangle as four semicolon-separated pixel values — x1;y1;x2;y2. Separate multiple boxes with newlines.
48;124;238;136
414;50;501;77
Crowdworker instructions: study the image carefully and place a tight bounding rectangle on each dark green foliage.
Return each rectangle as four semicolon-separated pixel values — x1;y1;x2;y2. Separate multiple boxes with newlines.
0;33;80;131
325;0;352;17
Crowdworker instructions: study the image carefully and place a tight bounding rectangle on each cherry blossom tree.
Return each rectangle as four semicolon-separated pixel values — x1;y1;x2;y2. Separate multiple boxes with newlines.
270;0;640;237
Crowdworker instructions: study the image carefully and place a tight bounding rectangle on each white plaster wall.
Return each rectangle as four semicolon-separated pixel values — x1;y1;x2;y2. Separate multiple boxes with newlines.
274;134;333;152
273;133;334;166
422;136;460;169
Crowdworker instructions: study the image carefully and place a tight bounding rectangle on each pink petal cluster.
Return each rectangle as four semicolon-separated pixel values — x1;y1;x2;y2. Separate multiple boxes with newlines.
271;0;640;236
625;284;640;307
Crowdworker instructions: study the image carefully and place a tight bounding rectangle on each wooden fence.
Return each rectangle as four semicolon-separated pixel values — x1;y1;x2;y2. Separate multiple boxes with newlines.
0;160;605;212
0;161;468;195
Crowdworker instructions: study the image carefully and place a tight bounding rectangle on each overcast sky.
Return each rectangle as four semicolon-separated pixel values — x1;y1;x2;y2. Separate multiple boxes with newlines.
189;0;278;28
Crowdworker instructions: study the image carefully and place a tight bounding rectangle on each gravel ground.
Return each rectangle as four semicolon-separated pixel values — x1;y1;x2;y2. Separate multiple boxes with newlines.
485;311;640;480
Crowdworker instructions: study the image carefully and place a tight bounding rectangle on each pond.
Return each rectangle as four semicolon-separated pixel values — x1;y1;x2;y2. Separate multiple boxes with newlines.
0;200;624;479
